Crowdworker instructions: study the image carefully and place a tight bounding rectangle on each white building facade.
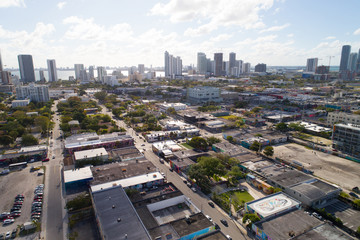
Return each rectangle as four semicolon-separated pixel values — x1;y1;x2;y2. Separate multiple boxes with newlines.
16;84;50;102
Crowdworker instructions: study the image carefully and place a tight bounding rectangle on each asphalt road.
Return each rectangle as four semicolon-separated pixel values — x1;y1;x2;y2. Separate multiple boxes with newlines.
42;100;64;240
102;104;250;240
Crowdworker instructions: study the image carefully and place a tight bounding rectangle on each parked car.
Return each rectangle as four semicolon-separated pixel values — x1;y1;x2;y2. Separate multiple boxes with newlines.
16;194;24;198
3;218;14;225
191;187;197;192
208;201;215;208
42;158;49;162
10;213;20;218
226;235;232;240
220;219;228;227
5;232;11;240
11;229;17;238
169;168;173;172
186;183;192;188
349;192;359;198
214;223;220;230
205;215;213;222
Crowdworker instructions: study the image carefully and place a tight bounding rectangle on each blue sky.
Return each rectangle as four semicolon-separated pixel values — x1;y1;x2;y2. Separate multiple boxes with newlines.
1;0;360;68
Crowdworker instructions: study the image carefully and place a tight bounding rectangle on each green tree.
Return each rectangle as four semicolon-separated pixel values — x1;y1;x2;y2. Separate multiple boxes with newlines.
263;146;274;157
0;135;14;146
34;116;51;134
188;164;211;194
188;137;208;150
94;91;107;102
227;166;245;179
21;134;39;146
198;156;226;178
275;122;288;132
288;122;305;132
250;141;261;152
167;107;177;115
206;136;221;146
242;214;260;228
226;136;234;143
354;199;360;209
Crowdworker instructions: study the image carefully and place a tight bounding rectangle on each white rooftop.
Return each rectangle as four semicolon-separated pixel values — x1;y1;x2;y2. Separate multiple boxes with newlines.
91;171;164;193
74;147;108;161
64;166;93;183
20;145;47;153
247;193;300;218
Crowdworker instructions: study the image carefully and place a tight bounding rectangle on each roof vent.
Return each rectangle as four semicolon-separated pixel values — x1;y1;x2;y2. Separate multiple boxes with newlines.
117;218;121;222
109;197;111;200
112;205;116;209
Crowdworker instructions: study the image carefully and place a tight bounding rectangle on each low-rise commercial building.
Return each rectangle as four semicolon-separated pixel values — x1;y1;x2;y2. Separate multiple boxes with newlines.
187;86;222;104
65;132;134;155
327;111;360;126
332;123;360;158
11;99;30;108
74;147;108;162
158;102;187;112
64;166;93;190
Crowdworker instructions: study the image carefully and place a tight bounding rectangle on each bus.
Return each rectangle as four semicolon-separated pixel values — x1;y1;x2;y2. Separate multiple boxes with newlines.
9;162;28;170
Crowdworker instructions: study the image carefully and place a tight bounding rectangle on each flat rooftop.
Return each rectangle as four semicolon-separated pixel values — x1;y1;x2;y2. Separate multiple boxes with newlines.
268;169;313;187
91;159;157;185
109;147;144;161
92;186;151;240
65;132;132;149
198;231;228;240
241;160;274;171
293;222;353;240
247;193;301;218
74;147;108;160
91;171;164;193
170;213;213;237
255;209;321;240
64;166;93;183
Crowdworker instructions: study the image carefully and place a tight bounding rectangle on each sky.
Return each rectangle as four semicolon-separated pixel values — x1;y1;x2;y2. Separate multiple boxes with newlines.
1;0;360;69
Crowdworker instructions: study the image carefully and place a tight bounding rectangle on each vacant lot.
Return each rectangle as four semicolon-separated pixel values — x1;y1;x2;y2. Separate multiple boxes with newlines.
273;143;360;190
218;190;254;212
0;164;44;234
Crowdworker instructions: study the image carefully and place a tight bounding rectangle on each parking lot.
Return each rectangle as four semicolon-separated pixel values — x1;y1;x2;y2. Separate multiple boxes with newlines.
273;143;360;191
324;199;360;232
0;164;44;234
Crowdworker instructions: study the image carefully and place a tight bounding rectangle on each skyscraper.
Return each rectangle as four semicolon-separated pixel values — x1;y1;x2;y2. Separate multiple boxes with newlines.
306;58;318;72
229;52;236;75
164;51;182;78
97;66;107;83
138;64;145;74
164;51;170;77
243;63;251;74
349;53;358;72
197;52;207;74
357;49;360;73
74;64;84;80
18;54;35;83
89;66;95;79
339;45;351;71
39;70;45;82
255;63;267;73
214;53;223;77
47;59;57;82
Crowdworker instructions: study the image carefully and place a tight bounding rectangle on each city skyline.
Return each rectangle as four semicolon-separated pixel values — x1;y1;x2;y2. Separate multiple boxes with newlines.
1;0;360;68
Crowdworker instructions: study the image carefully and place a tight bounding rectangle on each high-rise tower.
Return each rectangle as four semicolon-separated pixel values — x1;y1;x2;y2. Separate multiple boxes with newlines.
18;54;36;83
339;45;351;71
47;59;58;82
214;53;223;77
197;52;207;74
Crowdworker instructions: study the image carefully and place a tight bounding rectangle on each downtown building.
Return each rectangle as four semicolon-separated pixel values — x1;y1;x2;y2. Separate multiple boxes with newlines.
332;123;360;158
339;45;351;80
254;63;267;73
18;54;36;83
0;50;12;85
164;51;182;78
306;58;318;73
97;66;107;83
213;53;223;76
47;59;58;82
16;83;50;102
197;52;207;75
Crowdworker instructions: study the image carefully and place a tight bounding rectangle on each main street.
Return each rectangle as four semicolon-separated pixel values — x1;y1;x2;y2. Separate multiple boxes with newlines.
41;100;65;240
102;104;250;240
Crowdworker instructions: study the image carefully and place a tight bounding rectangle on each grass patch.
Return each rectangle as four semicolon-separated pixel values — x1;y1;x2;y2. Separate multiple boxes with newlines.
181;143;193;149
213;190;254;212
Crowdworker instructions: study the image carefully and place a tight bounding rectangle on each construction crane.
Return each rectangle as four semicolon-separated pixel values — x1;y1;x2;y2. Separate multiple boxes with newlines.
327;56;335;69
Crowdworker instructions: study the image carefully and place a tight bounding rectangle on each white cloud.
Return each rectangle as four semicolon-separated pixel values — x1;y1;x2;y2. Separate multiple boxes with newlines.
62;16;133;41
324;36;336;40
0;0;25;7
287;33;294;37
57;1;66;10
259;23;290;33
210;34;232;42
354;28;360;35
150;0;274;36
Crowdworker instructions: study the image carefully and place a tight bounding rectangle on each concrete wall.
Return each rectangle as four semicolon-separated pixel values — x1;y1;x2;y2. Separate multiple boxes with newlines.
147;195;185;212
